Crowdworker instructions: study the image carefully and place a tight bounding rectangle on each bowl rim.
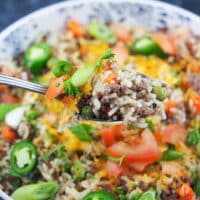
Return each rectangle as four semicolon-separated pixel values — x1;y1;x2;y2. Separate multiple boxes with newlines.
0;0;200;42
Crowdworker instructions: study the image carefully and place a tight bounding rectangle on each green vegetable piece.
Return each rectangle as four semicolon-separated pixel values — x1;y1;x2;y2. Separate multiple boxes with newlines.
71;49;114;87
70;123;96;141
63;79;82;97
186;128;200;146
24;42;51;75
145;119;155;132
44;144;66;161
161;150;183;161
194;178;200;197
107;154;126;165
71;159;86;181
88;21;116;43
25;109;38;121
71;63;96;87
196;141;200;156
11;182;59;200
152;86;167;101
138;190;156;200
81;106;93;119
0;103;20;121
10;141;37;176
130;36;166;58
53;60;72;77
82;191;116;200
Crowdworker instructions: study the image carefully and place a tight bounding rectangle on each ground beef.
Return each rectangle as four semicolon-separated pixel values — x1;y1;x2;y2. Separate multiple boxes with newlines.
134;105;156;118
189;73;200;95
161;190;180;200
77;95;92;109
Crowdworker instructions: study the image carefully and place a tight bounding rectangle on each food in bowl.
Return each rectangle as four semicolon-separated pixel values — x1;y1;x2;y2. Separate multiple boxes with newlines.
0;19;200;200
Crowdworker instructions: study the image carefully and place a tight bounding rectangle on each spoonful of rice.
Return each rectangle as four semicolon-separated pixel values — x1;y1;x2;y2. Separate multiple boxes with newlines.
0;49;167;126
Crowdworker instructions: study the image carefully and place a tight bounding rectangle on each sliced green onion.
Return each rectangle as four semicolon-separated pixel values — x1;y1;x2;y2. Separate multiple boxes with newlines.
71;159;86;181
0;104;20;121
11;182;59;200
138;190;156;200
88;21;116;43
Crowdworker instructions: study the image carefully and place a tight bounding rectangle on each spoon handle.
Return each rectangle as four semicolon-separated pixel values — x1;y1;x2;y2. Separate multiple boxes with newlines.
0;74;47;94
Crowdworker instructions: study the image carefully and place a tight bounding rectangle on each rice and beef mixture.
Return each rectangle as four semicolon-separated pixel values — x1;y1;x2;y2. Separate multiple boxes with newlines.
0;20;200;200
80;63;167;126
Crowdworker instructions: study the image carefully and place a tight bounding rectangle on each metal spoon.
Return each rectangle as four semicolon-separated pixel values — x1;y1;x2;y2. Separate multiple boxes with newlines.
0;74;121;124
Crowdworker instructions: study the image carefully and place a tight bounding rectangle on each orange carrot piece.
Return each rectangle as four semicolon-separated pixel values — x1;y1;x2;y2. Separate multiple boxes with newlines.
67;20;85;37
1;126;16;142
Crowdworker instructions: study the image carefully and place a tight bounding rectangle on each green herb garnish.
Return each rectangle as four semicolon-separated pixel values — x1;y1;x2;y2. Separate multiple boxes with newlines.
69;123;96;142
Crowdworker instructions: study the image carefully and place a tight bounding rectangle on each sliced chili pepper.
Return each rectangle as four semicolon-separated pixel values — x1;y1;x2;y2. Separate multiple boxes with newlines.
10;141;37;176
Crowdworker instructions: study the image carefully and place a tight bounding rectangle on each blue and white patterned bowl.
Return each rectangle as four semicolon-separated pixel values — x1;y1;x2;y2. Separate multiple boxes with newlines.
0;0;200;199
0;0;200;60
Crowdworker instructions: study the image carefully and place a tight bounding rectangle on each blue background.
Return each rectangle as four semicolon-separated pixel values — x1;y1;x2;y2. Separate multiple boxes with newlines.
0;0;199;31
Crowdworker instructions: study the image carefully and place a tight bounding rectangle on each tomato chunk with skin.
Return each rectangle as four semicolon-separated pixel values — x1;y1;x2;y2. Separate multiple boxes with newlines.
101;124;125;147
107;129;162;163
162;124;187;145
106;161;123;178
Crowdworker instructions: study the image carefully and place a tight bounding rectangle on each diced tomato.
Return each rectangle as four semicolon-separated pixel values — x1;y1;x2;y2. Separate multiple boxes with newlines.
0;90;20;103
152;32;177;55
110;24;131;42
101;124;125;147
192;96;200;113
46;77;64;100
106;161;123;178
107;129;162;163
129;161;151;172
162;124;187;145
177;183;195;200
67;20;85;37
112;43;128;65
1;126;16;142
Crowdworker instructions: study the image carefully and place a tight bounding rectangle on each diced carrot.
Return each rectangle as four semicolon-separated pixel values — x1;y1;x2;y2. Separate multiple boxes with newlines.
103;72;119;84
112;43;128;65
110;24;131;42
46;77;64;100
164;101;178;116
61;96;73;105
1;126;16;142
177;183;195;200
67;19;85;37
192;96;200;113
152;32;177;55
